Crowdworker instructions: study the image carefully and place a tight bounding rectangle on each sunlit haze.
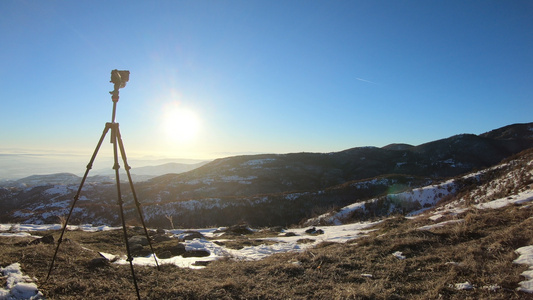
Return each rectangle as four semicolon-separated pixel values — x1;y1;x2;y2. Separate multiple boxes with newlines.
160;101;201;146
1;1;532;179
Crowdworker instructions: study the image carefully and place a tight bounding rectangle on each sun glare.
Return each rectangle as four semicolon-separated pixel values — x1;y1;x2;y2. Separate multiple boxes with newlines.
161;105;201;144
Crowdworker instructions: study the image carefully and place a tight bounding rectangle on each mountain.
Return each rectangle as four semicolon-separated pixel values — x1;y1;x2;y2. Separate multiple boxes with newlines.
0;161;209;188
91;161;208;177
480;122;533;140
8;173;114;187
1;122;532;227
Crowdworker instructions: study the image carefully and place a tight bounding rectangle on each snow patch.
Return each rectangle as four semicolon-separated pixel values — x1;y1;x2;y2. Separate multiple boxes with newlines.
0;263;43;299
241;158;276;167
475;190;533;210
514;245;533;293
392;251;406;260
454;281;474;290
220;175;257;184
417;219;464;231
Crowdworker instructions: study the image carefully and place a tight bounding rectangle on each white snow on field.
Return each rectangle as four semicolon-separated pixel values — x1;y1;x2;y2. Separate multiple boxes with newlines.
0;221;380;271
43;185;72;196
475;190;533;210
0;263;43;299
241;158;276;167
417;219;464;231
390;178;457;208
392;251;406;260
220;175;257;184
114;221;381;269
0;232;34;238
454;281;474;290
0;224;122;237
307;178;458;225
514;246;533;293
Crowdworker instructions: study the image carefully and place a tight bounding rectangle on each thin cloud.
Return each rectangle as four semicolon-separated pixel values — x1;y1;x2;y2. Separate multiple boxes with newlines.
356;77;378;85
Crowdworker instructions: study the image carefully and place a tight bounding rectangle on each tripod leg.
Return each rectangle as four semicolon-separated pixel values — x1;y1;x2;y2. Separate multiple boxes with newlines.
116;125;160;270
111;123;141;300
46;123;112;281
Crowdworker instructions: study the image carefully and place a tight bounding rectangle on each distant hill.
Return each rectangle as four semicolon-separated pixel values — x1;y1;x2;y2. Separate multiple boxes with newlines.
91;161;208;178
0;161;209;188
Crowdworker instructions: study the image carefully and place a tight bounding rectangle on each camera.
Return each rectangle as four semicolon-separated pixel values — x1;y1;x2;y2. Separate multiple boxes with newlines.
110;69;130;89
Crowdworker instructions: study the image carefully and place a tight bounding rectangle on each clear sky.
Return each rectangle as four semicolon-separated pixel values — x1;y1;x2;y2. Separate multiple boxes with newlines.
1;1;532;175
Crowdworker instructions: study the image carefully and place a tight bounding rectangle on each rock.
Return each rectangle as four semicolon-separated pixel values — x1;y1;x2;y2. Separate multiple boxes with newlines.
153;234;172;243
284;232;297;237
192;260;211;267
29;234;54;245
305;227;324;235
224;224;254;235
132;226;144;232
129;243;144;253
170;243;186;256
156;228;166;234
179;231;205;241
88;257;109;268
129;243;153;257
40;234;55;244
135;248;153;257
182;250;210;258
128;235;149;246
149;242;186;258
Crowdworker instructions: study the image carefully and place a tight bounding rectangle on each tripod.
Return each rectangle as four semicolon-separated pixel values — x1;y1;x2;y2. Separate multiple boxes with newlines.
46;70;159;300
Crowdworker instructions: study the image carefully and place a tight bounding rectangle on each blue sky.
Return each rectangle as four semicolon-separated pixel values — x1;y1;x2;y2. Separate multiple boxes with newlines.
1;0;532;171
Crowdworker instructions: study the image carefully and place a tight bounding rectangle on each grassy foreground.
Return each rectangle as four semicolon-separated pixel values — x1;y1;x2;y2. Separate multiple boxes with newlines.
1;204;533;299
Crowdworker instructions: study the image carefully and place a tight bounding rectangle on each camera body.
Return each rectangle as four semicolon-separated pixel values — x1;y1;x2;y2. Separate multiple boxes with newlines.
110;69;130;89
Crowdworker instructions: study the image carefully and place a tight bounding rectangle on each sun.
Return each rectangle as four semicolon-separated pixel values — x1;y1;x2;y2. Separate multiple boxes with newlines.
161;105;201;144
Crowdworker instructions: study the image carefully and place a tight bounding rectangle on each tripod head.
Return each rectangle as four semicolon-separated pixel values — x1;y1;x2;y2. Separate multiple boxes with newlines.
109;69;130;102
109;69;130;123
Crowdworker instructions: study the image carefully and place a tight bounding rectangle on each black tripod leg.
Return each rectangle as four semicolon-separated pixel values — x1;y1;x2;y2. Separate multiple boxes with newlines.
46;123;112;281
116;125;160;270
111;124;141;300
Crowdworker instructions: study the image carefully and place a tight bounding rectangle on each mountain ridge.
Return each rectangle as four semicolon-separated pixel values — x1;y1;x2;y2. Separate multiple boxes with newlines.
0;161;210;188
146;122;533;192
1;122;532;227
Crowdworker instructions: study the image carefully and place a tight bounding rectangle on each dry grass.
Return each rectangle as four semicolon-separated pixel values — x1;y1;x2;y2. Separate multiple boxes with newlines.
2;204;533;299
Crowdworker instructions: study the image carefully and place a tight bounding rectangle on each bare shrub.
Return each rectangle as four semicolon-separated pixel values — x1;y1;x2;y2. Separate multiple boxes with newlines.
165;214;174;229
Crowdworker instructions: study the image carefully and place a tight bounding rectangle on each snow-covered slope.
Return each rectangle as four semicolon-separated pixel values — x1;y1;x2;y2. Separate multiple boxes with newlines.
306;148;533;226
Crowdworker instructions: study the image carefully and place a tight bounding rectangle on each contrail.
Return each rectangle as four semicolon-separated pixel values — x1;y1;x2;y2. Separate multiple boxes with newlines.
356;77;377;84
